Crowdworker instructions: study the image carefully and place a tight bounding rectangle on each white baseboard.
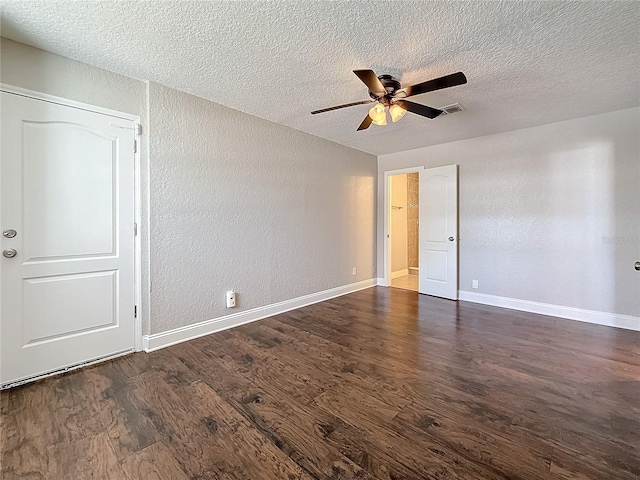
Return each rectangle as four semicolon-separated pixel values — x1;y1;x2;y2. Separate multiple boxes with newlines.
142;278;377;352
391;269;409;279
458;290;640;332
376;277;386;286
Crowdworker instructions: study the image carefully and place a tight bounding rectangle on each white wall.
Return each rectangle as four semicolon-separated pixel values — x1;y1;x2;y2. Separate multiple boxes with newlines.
378;108;640;318
147;82;377;334
0;38;145;116
1;38;377;340
390;174;408;273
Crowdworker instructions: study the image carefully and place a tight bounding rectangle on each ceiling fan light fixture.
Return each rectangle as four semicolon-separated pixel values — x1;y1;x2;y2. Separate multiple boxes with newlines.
369;102;387;125
389;103;407;122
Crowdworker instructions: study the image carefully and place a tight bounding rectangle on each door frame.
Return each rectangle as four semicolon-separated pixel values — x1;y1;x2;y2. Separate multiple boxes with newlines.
382;166;424;287
0;83;144;352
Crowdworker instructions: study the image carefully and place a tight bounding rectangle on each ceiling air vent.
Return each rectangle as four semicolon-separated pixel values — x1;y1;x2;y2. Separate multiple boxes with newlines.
440;103;465;115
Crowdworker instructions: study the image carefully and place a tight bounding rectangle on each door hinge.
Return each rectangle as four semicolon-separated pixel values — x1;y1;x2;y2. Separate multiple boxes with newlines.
134;139;138;154
134;222;138;236
134;306;137;318
135;123;142;136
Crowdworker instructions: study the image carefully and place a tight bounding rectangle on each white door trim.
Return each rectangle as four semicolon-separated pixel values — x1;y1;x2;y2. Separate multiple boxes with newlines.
0;84;144;353
382;166;424;287
132;117;143;352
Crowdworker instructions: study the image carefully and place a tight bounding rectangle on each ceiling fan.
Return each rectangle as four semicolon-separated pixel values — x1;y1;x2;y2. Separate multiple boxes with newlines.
311;70;467;130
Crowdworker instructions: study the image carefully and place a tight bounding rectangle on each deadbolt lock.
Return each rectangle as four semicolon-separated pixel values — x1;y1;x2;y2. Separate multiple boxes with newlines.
2;229;17;238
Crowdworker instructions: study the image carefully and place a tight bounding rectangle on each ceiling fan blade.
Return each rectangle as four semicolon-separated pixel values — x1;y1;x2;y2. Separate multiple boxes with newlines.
400;72;467;98
396;100;443;119
357;114;373;131
311;99;374;115
353;70;386;96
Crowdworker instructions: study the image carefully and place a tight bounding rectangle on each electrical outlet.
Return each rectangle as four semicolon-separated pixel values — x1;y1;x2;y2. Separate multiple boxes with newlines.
352;267;357;275
226;290;236;308
472;280;479;289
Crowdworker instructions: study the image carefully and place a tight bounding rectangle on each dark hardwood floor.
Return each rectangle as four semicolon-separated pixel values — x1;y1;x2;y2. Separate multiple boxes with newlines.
2;286;639;479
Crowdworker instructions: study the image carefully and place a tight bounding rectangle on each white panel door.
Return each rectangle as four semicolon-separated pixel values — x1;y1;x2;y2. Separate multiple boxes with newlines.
1;92;136;387
419;165;458;299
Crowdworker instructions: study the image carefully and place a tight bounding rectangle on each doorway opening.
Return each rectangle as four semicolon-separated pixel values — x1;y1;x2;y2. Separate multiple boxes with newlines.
383;164;458;299
389;172;420;291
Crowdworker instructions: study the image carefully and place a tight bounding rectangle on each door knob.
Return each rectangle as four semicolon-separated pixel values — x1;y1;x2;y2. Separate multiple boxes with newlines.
2;229;17;238
635;261;640;271
448;236;455;242
3;248;17;258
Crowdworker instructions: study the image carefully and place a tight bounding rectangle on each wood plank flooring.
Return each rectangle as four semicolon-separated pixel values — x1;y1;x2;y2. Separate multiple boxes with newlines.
2;286;639;479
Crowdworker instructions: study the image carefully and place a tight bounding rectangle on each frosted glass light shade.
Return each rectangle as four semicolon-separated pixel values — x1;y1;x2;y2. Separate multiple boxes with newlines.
390;104;407;122
368;103;387;125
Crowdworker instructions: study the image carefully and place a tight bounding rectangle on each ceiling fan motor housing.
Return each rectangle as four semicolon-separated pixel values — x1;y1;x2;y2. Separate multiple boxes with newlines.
369;75;402;102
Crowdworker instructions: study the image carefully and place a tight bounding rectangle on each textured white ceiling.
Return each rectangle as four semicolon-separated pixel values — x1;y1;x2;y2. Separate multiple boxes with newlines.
1;1;639;155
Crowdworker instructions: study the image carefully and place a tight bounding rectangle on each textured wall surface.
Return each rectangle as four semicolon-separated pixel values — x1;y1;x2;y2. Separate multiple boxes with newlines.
0;38;145;116
2;2;638;155
390;175;408;272
378;108;640;317
1;38;376;337
148;82;376;334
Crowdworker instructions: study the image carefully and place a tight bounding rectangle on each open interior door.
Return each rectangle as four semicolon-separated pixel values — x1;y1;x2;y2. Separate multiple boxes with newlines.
418;165;458;299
